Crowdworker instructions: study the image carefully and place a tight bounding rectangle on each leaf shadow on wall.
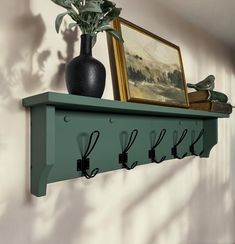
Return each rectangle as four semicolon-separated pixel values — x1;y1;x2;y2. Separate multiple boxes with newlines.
0;11;50;110
50;25;79;90
144;180;233;244
122;159;190;244
10;14;47;91
184;180;234;243
0;183;92;244
121;158;234;244
33;184;93;244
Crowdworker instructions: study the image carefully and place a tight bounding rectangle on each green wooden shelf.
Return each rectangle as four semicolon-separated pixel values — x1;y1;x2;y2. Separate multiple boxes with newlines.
23;92;229;197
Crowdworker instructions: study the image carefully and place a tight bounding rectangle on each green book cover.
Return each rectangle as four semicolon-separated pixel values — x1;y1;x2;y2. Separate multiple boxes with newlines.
208;91;228;103
188;90;228;103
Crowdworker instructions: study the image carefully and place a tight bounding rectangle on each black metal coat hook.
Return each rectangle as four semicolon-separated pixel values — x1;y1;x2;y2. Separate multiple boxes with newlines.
149;129;167;164
119;129;138;170
189;129;204;156
77;130;100;179
171;129;188;159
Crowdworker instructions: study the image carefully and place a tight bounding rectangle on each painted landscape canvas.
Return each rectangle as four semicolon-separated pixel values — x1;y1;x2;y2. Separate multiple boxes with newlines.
120;21;188;107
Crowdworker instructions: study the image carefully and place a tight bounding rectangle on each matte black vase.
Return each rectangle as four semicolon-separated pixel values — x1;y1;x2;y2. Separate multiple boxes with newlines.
65;34;106;97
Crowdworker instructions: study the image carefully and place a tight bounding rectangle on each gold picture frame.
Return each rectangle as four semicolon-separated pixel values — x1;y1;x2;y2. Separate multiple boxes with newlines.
109;18;189;108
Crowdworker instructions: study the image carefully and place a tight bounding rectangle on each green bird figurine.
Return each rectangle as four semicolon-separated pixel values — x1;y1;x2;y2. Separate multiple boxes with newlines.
187;75;215;91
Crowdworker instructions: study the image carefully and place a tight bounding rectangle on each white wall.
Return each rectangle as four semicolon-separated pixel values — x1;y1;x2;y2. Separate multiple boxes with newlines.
0;0;235;243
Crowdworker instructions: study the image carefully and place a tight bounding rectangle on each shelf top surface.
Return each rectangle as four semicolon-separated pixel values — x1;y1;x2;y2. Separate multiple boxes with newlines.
22;92;230;119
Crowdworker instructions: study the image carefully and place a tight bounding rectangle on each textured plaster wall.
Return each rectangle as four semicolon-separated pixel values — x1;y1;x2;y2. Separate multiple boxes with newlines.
0;0;235;244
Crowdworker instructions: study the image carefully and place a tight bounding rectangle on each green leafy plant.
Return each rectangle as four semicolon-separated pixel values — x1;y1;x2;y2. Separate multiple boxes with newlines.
51;0;124;46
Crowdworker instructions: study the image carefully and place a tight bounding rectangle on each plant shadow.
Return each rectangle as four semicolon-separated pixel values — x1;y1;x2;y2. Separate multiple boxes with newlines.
50;25;79;91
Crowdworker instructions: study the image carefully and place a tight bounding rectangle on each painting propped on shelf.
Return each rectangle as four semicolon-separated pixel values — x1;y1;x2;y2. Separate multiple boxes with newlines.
110;18;189;108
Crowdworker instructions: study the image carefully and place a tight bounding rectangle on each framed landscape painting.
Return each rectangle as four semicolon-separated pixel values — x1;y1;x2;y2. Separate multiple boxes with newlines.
110;18;189;108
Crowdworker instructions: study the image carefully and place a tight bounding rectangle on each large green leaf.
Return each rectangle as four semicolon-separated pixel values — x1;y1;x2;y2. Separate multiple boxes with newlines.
51;0;83;9
73;0;83;4
68;10;79;22
80;2;102;13
96;24;113;32
51;0;72;9
85;0;103;2
85;0;104;4
100;0;115;12
68;22;78;29
106;28;124;42
71;3;79;14
55;11;69;33
102;7;121;23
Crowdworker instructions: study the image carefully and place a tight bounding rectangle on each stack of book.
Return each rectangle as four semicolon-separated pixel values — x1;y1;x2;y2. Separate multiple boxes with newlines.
188;90;232;114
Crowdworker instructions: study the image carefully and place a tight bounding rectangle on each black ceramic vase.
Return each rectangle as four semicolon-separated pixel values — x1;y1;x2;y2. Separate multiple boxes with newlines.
65;34;106;97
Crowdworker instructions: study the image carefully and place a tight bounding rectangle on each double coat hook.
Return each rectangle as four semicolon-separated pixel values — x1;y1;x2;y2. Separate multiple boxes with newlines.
119;129;138;170
171;129;188;159
190;129;204;156
77;130;100;179
149;129;167;164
